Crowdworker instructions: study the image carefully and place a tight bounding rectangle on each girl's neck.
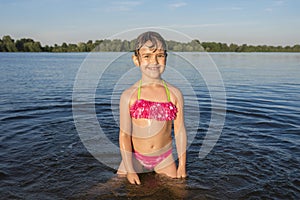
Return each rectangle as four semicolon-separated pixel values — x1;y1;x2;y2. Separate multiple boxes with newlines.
141;76;163;85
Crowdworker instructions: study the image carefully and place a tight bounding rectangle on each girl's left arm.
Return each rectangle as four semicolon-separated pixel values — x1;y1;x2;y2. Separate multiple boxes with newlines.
173;89;187;178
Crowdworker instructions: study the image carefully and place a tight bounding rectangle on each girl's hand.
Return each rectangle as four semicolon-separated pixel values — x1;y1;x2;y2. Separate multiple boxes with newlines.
176;165;187;178
127;172;141;185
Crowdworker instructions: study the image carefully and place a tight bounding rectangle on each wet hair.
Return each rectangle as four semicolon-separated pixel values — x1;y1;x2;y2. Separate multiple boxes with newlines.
134;31;167;56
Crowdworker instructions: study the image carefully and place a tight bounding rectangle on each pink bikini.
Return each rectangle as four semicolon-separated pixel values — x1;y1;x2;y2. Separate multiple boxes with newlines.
130;80;178;121
134;149;173;170
130;80;177;169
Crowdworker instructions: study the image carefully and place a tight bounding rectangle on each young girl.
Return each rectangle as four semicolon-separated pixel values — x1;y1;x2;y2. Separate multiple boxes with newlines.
117;31;187;185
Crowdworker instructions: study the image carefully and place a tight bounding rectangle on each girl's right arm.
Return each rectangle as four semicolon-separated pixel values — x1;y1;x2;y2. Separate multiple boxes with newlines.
119;90;141;185
119;130;141;185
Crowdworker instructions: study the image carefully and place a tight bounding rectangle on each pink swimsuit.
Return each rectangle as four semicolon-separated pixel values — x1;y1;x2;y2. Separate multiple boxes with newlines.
130;80;178;121
134;149;172;170
130;80;176;169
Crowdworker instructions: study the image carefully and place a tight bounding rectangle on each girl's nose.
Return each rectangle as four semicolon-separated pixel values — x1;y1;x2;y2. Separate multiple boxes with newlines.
150;55;158;64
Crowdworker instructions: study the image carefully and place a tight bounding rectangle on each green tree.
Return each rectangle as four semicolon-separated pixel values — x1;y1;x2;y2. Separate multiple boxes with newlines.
93;40;103;51
60;42;68;52
2;35;17;52
43;45;52;52
78;42;87;52
15;39;25;51
229;43;238;52
0;39;4;51
173;44;183;51
130;39;136;52
292;44;300;52
184;44;193;51
1;34;300;52
68;43;79;52
190;39;203;51
86;40;94;51
121;40;130;51
166;40;178;51
236;44;247;52
110;39;122;51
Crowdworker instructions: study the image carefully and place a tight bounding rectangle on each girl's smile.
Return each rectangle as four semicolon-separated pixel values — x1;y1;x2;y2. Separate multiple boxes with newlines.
146;64;161;71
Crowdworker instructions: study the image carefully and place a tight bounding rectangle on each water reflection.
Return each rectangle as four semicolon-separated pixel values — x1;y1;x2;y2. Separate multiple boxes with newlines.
76;173;188;199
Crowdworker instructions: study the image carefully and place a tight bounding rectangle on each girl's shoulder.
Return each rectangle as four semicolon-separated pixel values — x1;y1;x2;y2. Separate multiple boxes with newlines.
165;81;183;97
120;82;139;102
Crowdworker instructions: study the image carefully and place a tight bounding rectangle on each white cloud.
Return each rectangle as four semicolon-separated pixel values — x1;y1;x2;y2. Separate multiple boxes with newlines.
274;0;285;6
169;2;187;9
265;8;273;12
163;23;226;28
231;7;243;10
107;1;142;12
215;6;244;11
264;0;285;13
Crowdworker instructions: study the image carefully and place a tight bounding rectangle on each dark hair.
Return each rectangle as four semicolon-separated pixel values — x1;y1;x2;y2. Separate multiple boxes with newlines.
134;31;167;56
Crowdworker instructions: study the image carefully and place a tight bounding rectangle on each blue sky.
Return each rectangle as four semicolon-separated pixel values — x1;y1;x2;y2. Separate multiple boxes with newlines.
0;0;299;46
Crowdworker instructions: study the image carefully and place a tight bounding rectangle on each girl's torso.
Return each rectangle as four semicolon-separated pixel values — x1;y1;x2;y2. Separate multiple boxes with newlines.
129;80;177;155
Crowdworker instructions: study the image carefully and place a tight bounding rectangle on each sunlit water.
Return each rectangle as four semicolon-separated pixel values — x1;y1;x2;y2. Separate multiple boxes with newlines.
0;52;299;199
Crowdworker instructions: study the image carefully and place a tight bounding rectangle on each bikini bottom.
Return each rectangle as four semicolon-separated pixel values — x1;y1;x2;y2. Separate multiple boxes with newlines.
134;148;172;170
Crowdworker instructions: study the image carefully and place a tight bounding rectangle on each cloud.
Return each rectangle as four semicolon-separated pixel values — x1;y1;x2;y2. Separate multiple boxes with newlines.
162;23;226;29
107;1;142;12
264;0;285;13
168;2;187;9
265;8;273;12
231;7;243;10
215;6;244;11
274;0;285;6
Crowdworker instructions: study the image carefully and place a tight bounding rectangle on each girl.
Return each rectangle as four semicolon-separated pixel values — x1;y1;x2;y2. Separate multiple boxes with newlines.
117;31;187;185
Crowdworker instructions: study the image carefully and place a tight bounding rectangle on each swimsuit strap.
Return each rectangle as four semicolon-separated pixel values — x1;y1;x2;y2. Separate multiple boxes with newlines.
137;80;142;100
162;80;171;102
138;80;171;102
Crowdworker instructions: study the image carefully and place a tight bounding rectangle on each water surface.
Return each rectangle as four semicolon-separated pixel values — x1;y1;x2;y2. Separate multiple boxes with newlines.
0;52;299;199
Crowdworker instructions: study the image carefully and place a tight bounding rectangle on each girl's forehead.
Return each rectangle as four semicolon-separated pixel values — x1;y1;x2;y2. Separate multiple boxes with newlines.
139;40;165;52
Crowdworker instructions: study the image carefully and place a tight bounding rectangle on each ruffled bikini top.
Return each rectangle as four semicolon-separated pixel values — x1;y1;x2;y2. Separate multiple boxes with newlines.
130;80;178;121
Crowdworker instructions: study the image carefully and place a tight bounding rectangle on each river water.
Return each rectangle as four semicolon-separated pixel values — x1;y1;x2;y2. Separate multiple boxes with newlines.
0;52;299;199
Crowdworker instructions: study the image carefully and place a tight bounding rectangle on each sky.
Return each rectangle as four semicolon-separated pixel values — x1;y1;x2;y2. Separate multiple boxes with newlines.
0;0;299;46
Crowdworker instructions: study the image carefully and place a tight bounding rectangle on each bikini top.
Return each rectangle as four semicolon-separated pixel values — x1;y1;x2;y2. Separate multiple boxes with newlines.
130;80;178;121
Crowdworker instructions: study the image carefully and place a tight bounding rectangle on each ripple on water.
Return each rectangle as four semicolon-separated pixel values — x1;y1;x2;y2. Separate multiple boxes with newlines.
1;53;300;199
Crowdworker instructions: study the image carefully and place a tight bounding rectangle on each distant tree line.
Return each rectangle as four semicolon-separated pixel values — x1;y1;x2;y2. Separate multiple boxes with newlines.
1;35;300;52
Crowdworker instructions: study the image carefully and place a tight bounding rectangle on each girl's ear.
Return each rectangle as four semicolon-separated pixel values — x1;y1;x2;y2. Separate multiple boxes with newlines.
132;55;140;67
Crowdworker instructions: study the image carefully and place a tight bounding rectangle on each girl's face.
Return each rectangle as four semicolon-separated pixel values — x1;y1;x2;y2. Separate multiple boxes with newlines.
133;41;166;80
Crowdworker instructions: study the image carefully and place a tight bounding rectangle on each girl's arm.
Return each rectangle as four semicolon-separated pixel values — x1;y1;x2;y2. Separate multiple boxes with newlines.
173;89;187;178
119;90;141;184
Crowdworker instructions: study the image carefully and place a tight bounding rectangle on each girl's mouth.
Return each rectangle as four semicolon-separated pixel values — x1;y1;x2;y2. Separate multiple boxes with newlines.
148;67;159;70
146;64;161;71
